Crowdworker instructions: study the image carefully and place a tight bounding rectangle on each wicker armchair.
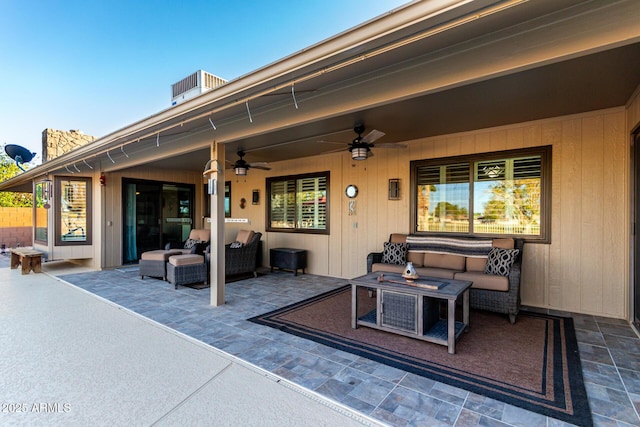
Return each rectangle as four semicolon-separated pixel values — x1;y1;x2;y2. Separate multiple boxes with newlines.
206;232;262;278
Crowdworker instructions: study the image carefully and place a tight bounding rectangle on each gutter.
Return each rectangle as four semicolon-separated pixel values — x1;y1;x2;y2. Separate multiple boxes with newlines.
0;0;514;192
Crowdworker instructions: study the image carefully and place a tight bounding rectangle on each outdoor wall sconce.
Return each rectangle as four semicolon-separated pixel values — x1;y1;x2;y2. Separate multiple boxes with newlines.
388;179;400;200
240;198;246;209
252;190;260;205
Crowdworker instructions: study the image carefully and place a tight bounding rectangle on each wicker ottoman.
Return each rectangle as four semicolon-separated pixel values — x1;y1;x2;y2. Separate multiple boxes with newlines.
167;254;207;289
139;250;182;280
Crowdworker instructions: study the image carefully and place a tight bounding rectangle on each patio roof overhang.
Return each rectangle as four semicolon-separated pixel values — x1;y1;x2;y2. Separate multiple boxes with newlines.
2;0;639;193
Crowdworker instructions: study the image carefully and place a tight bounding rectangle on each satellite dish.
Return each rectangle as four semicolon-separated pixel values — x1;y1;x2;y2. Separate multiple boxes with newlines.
4;144;36;172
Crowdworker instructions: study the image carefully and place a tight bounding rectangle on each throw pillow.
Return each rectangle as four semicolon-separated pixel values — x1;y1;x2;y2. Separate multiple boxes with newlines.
484;248;520;276
184;238;205;249
229;241;244;249
192;242;208;255
382;242;408;265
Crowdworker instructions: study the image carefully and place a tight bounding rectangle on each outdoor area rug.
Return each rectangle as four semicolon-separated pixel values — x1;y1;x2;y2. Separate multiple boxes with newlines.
249;285;592;427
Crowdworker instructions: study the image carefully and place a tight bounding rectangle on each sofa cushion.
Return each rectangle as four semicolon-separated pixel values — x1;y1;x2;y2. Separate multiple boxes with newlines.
389;233;408;243
406;251;424;267
424;253;465;270
466;257;487;272
454;271;509;291
492;238;515;249
382;242;407;265
484;248;520;276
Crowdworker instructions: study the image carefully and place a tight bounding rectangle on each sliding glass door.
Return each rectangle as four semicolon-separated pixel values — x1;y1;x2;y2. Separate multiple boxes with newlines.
123;179;194;264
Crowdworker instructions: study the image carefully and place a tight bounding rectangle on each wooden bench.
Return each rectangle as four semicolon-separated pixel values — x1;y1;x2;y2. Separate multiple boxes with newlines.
10;248;44;275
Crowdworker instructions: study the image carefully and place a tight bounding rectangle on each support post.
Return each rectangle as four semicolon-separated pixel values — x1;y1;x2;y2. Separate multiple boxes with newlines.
209;142;225;306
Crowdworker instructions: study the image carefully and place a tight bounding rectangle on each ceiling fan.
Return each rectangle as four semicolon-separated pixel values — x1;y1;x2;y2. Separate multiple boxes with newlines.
229;150;271;176
323;124;407;160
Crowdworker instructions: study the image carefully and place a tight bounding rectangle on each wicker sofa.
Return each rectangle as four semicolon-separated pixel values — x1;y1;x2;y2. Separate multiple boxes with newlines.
367;234;524;323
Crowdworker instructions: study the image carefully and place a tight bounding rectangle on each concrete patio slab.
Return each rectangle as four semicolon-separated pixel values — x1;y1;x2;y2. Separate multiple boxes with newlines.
0;265;380;426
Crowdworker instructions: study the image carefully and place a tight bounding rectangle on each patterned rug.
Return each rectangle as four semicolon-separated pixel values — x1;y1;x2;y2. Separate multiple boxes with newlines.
249;285;592;427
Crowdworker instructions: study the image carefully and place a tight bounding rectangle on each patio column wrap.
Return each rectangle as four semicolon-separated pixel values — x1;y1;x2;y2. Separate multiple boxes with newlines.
209;142;225;306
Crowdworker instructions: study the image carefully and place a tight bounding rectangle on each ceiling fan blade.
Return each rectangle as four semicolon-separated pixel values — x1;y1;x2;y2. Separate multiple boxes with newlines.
361;129;385;143
317;140;347;145
249;161;270;168
374;142;408;149
250;165;271;171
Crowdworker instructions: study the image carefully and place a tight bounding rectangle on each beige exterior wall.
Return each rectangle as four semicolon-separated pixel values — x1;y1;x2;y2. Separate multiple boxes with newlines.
93;105;635;319
221;107;630;318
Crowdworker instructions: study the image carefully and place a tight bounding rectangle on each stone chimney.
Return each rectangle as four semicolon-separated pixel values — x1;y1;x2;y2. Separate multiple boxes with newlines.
42;129;95;162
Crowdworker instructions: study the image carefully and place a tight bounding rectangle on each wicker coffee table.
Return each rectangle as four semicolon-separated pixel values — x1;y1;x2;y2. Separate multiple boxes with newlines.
350;272;472;354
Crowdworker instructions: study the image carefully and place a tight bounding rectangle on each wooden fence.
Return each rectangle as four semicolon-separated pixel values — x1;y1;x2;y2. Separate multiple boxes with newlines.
0;207;33;248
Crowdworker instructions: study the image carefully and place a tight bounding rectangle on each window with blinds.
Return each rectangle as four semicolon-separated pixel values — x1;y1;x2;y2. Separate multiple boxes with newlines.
411;147;550;241
416;163;470;233
267;172;329;233
55;177;92;245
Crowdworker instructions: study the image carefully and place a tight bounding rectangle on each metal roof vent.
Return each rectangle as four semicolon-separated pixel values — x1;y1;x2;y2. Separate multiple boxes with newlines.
171;70;227;106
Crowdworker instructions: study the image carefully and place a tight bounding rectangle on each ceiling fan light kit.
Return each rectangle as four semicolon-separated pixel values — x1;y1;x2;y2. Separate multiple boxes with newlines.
350;146;369;160
230;150;271;176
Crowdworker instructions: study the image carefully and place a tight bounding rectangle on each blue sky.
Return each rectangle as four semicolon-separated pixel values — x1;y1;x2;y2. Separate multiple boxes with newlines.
0;0;408;159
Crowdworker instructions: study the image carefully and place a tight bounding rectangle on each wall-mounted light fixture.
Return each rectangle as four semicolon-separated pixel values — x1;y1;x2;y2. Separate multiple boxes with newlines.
388;179;400;200
252;189;260;205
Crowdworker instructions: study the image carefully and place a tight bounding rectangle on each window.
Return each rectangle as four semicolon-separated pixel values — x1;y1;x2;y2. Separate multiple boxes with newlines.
411;147;550;241
267;172;329;233
55;177;92;245
203;181;231;218
34;180;50;244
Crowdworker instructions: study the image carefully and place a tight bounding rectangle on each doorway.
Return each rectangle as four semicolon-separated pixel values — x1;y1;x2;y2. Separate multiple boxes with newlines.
122;179;195;264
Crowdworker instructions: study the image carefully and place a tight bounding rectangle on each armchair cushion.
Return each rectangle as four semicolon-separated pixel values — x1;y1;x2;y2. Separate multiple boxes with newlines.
235;229;255;245
188;229;210;242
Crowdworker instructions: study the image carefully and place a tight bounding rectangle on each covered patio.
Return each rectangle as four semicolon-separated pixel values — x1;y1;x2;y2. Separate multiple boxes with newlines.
2;1;640;423
41;261;640;427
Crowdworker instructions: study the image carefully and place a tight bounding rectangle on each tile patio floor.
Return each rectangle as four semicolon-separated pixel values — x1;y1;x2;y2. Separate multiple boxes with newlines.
51;265;640;427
